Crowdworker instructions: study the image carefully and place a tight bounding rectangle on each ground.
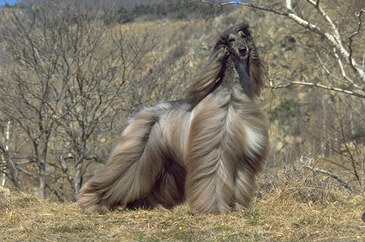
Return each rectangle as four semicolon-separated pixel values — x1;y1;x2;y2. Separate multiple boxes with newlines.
1;176;364;241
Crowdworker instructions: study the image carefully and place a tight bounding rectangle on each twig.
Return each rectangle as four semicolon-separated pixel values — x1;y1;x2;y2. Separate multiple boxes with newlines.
338;112;360;183
17;166;66;201
303;164;354;192
315;0;320;8
270;80;365;99
197;0;288;16
348;9;364;74
332;48;363;90
17;166;38;179
46;183;66;202
298;157;354;192
307;0;343;47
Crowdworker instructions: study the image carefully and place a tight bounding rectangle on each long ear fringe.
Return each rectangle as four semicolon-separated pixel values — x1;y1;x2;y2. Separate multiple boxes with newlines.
250;56;264;96
186;47;228;106
247;28;264;96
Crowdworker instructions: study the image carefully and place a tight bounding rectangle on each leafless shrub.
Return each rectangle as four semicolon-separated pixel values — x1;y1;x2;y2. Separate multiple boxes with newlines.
258;158;350;204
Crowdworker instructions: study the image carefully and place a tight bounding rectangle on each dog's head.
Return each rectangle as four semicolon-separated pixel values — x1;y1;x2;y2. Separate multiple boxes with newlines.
214;21;264;95
187;21;264;106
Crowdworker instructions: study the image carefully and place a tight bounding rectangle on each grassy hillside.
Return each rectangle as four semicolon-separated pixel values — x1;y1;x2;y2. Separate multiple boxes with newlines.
1;168;364;241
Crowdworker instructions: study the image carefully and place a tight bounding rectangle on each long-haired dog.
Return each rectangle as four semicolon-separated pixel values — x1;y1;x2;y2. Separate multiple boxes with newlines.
78;21;269;214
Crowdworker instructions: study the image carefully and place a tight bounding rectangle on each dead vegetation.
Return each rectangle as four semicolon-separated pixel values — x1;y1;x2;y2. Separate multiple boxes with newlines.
1;165;364;241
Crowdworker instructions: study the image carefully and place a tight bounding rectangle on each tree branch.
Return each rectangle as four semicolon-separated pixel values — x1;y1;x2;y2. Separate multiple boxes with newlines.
332;48;364;91
197;0;288;16
270;80;365;98
348;8;364;74
298;156;354;192
303;163;354;192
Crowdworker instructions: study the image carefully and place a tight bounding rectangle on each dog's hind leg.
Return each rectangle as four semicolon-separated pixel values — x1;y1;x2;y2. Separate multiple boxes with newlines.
126;159;186;210
151;160;186;208
78;103;172;214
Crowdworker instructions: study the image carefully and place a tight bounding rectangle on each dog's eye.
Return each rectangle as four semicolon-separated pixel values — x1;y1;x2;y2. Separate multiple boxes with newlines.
228;34;236;43
238;31;246;38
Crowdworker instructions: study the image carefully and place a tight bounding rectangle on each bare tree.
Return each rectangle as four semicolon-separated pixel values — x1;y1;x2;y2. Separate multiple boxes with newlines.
0;1;155;200
53;24;155;200
0;6;62;197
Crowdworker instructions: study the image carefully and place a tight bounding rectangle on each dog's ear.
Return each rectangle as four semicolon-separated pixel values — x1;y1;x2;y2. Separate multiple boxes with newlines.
186;48;229;106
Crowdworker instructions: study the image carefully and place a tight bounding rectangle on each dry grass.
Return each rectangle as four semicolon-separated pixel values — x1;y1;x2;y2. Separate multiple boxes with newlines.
1;168;364;241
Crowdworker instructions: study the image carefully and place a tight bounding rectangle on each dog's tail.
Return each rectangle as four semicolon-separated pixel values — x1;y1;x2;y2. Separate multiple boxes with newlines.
78;103;171;214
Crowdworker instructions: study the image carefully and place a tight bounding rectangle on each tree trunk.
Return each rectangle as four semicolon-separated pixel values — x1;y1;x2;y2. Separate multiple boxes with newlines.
1;121;11;187
37;141;48;199
3;149;23;190
321;96;327;157
38;158;46;198
73;152;85;201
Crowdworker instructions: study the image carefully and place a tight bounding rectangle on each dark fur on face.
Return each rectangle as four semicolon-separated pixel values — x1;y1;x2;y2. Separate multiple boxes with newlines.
78;21;269;214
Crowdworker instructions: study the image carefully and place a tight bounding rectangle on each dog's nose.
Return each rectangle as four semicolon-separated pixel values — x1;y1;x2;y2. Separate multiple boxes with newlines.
239;46;247;55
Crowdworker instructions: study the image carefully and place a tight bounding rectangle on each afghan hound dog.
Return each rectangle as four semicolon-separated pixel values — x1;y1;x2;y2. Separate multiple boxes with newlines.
78;21;269;214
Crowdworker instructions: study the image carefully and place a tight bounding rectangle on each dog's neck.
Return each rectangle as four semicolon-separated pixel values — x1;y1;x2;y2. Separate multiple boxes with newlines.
220;59;239;89
218;59;253;99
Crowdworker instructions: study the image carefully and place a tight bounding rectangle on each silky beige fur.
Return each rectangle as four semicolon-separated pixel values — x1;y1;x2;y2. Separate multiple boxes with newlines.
78;21;269;214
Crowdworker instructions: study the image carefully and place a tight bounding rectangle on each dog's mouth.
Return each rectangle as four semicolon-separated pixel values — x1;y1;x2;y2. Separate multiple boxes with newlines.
238;46;248;56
